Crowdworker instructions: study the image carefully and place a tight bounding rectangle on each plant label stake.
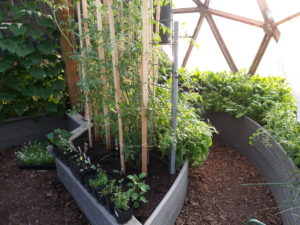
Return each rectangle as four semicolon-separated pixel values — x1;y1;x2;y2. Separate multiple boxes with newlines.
104;0;126;174
170;21;179;175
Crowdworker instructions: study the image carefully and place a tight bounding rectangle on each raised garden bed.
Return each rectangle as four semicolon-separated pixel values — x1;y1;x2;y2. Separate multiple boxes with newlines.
0;113;87;151
206;112;300;225
56;157;188;225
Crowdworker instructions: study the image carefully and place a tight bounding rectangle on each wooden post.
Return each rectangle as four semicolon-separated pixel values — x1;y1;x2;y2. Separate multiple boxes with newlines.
104;0;126;174
54;0;80;107
78;0;93;148
248;33;272;75
181;13;206;68
141;0;149;175
95;0;112;150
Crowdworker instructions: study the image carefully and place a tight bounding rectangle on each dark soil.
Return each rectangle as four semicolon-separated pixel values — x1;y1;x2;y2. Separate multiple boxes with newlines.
0;137;282;225
176;136;282;225
0;146;90;225
75;133;178;222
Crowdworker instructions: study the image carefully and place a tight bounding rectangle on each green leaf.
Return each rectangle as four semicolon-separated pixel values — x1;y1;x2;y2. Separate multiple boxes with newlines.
30;30;43;40
0;104;3;112
29;67;45;79
131;193;138;201
44;102;58;112
37;87;52;99
0;60;12;72
52;79;65;90
140;196;147;203
29;53;43;65
37;41;55;54
8;24;28;36
0;40;16;53
0;32;3;39
0;91;18;101
16;45;35;57
14;102;28;115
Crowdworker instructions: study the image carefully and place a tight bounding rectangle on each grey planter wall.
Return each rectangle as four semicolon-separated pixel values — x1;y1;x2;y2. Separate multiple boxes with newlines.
56;159;188;225
0;113;86;150
206;112;300;225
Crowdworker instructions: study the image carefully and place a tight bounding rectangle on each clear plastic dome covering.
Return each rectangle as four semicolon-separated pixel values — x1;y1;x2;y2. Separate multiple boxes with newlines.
171;0;300;116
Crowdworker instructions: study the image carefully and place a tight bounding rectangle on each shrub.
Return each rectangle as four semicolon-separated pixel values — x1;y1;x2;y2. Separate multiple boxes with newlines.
0;2;66;120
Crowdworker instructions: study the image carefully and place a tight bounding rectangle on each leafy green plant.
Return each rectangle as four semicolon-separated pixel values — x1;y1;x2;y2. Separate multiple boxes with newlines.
47;129;72;144
0;2;66;120
16;141;54;165
191;69;295;125
152;78;215;168
112;190;131;211
100;179;117;197
188;69;300;167
126;173;149;208
89;168;108;187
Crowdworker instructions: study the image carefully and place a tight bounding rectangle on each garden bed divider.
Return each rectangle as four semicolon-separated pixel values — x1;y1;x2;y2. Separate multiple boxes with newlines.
206;112;300;225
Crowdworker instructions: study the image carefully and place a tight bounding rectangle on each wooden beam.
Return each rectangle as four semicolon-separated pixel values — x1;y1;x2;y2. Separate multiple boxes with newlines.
191;0;237;72
104;0;126;174
208;8;264;27
181;12;206;68
275;12;300;27
54;0;79;107
141;0;149;175
95;0;112;150
79;0;93;148
257;0;280;42
248;33;272;75
206;14;238;73
172;7;199;14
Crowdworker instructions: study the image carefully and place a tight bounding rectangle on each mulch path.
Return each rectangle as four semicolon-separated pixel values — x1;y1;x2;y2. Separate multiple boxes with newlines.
0;137;282;225
0;147;89;225
176;136;282;225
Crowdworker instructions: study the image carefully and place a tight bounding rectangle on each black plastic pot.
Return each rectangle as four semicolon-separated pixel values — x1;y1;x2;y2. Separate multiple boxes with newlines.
104;195;114;214
114;207;133;224
159;1;172;44
17;162;56;170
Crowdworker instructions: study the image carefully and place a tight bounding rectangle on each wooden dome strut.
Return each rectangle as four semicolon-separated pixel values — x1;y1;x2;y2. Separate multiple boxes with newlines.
173;0;300;75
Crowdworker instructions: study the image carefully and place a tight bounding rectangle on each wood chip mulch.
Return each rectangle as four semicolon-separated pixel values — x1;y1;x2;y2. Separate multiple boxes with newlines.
176;136;282;225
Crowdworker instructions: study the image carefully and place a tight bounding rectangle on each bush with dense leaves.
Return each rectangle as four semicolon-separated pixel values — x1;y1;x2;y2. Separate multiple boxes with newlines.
0;2;66;120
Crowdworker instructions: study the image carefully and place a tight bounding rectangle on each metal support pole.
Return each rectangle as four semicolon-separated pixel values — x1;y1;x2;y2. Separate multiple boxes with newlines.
170;21;179;174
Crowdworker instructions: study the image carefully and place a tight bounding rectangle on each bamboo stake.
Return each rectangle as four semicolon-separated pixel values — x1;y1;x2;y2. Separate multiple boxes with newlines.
104;0;126;174
77;1;93;148
95;0;112;150
141;0;149;175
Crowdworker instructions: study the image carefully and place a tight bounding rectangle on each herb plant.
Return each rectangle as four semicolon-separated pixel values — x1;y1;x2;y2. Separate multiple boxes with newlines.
16;141;54;165
112;190;130;211
100;179;117;197
126;173;149;208
89;168;108;188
